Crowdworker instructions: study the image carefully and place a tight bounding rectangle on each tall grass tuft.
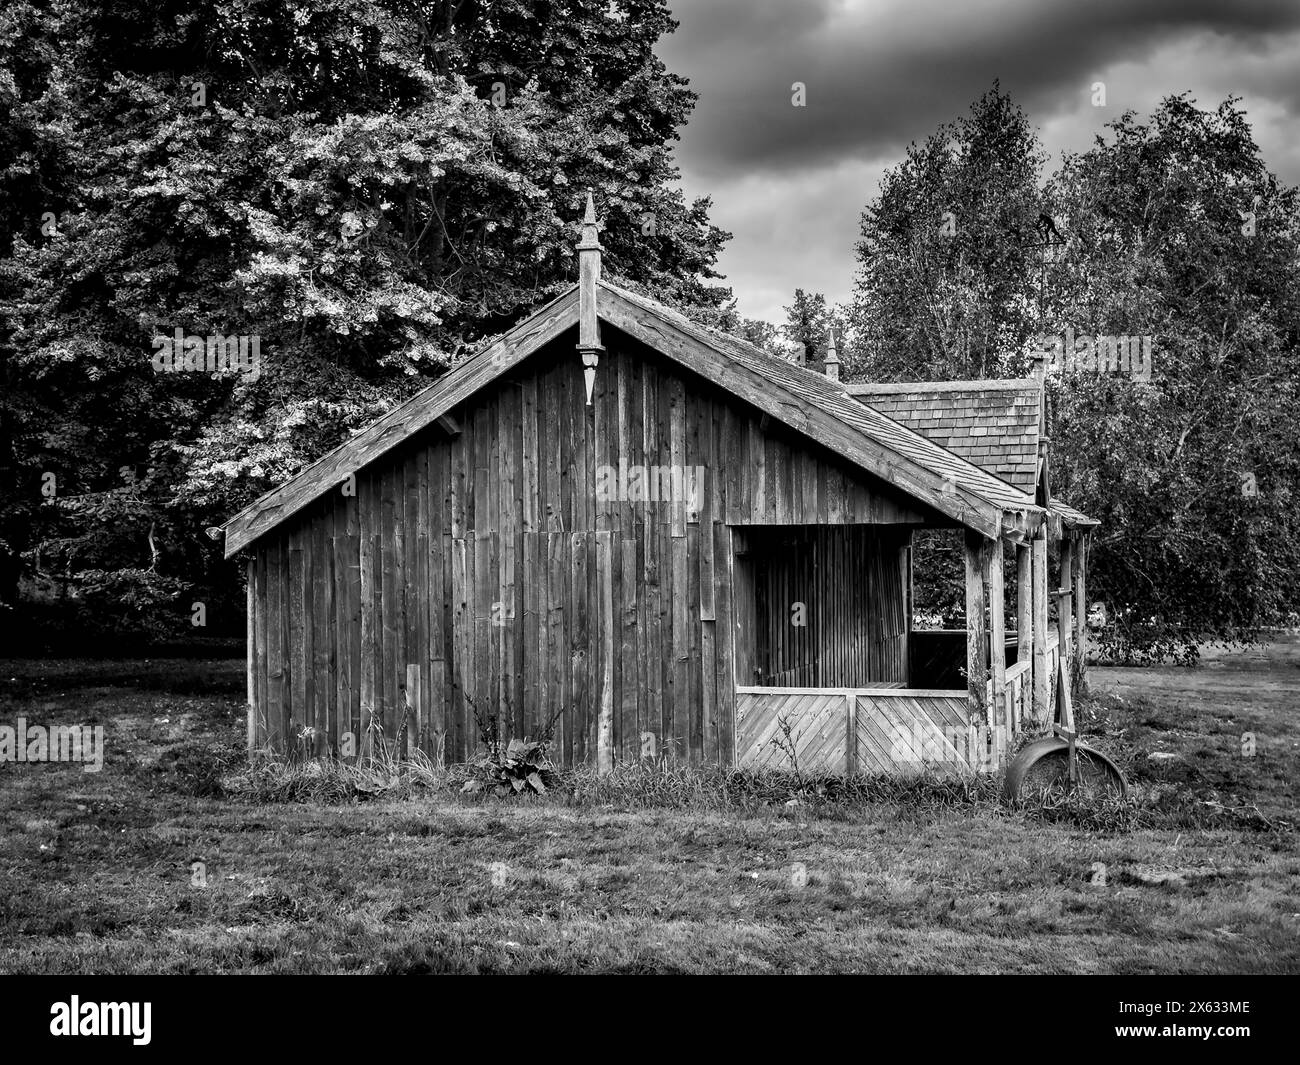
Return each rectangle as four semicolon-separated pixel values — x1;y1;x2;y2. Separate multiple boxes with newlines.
562;758;1002;816
221;747;447;803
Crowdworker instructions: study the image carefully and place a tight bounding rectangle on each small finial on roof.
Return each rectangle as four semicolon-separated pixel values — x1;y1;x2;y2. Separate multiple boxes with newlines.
824;326;840;381
578;188;602;251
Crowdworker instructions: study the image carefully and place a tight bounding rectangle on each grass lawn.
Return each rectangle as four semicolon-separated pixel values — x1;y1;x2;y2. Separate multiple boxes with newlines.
0;643;1297;974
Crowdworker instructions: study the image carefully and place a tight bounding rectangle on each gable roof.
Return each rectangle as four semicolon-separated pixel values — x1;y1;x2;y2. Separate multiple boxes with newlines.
598;282;1040;539
223;286;578;556
845;380;1041;494
223;281;1045;556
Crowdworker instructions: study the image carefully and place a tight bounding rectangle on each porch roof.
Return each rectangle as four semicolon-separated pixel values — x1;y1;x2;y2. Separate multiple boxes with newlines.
1050;498;1100;529
845;380;1041;494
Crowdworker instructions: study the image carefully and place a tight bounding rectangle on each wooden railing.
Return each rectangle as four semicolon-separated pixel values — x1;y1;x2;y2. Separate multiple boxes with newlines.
737;626;1069;777
736;686;978;774
998;657;1031;734
987;630;1059;734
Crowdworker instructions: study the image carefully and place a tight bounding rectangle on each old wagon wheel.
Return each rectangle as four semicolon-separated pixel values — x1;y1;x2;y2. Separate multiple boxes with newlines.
1002;736;1128;800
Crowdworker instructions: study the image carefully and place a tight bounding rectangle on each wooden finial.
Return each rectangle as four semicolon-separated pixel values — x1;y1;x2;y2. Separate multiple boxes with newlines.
824;327;840;382
578;188;601;247
576;189;604;405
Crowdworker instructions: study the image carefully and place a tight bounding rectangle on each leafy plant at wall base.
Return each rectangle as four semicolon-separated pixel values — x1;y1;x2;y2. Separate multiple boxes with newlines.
461;737;555;797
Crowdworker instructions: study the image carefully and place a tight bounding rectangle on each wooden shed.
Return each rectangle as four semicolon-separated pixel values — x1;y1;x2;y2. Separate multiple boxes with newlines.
223;196;1097;774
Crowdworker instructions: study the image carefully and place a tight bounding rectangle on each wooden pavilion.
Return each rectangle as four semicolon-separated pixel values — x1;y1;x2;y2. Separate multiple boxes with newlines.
223;195;1097;773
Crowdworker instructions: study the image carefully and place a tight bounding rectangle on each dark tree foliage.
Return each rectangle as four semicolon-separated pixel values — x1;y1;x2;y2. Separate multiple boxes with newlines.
852;83;1046;382
1046;96;1300;660
852;87;1300;658
0;0;731;645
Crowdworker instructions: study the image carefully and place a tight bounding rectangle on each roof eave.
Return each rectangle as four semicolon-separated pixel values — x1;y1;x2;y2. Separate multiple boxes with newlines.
222;285;580;557
597;283;1037;539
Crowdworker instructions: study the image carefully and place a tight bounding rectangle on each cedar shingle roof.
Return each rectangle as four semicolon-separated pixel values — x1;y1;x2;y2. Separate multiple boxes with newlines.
846;380;1041;494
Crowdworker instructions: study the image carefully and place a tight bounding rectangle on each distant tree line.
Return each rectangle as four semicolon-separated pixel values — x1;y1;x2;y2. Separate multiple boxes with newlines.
790;86;1300;659
2;6;1295;663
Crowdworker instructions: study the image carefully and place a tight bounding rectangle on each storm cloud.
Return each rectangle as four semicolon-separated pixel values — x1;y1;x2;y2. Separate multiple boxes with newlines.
656;0;1300;320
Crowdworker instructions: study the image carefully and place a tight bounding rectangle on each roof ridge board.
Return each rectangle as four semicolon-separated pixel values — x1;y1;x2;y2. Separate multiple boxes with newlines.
223;285;579;557
846;378;1040;394
599;279;850;391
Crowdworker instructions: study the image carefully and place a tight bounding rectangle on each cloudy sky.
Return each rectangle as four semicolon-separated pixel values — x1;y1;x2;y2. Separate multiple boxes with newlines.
655;0;1300;324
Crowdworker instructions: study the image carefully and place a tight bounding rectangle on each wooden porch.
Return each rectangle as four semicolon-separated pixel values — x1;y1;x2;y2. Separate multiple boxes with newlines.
734;620;1067;774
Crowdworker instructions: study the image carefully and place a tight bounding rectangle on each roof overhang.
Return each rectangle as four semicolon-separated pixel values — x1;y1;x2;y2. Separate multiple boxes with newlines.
598;283;1043;541
222;286;579;556
1048;499;1100;539
223;281;1048;557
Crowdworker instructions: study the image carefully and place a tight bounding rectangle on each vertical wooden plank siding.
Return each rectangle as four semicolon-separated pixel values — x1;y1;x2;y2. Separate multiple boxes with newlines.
265;538;284;751
748;526;908;687
240;331;984;768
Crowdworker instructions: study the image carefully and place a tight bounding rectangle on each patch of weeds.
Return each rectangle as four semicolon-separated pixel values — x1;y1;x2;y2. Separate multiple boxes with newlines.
1133;782;1287;833
461;738;558;798
240;886;318;923
221;750;447;804
1008;785;1138;832
563;759;1001;816
453;686;563;798
374;939;477;975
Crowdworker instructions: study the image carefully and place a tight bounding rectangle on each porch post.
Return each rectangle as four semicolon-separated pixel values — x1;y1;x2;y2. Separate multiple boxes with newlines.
1031;530;1049;726
988;539;1007;767
247;558;257;751
964;530;991;762
1016;542;1032;729
1059;536;1074;703
1073;533;1089;696
1056;541;1073;700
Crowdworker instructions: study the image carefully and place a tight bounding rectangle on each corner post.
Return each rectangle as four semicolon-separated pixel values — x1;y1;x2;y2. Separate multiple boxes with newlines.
988;539;1006;767
1059;535;1074;678
1015;541;1033;732
964;530;991;766
1031;529;1049;726
246;558;257;751
1073;534;1089;696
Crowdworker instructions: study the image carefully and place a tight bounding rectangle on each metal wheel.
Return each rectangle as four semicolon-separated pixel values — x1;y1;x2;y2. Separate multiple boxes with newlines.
1003;736;1128;800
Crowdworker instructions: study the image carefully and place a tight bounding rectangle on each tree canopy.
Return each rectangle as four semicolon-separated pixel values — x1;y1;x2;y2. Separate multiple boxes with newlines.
850;87;1300;658
0;0;730;645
